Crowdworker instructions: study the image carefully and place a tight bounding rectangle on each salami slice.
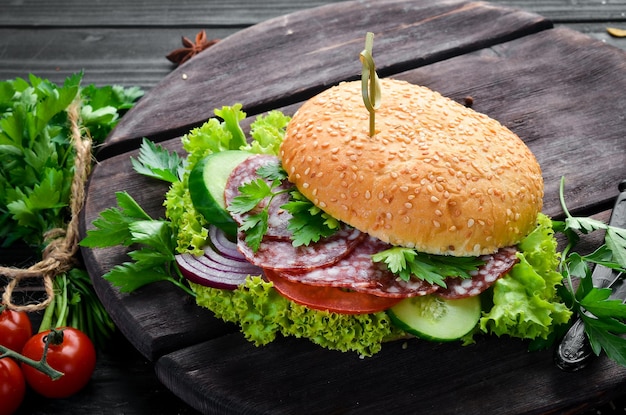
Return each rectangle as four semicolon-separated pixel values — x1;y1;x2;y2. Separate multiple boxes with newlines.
237;226;365;271
277;237;440;298
436;246;519;299
224;154;292;240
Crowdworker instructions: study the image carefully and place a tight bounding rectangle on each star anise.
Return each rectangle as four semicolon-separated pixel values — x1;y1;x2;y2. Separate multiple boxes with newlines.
166;30;219;66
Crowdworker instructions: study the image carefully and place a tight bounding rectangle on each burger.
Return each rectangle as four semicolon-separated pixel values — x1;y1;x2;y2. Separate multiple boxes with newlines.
178;78;571;356
281;78;542;257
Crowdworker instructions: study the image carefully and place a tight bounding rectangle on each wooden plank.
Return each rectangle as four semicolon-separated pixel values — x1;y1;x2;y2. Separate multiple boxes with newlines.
1;25;624;92
0;0;341;27
2;0;625;26
0;28;237;89
104;0;551;152
154;332;626;415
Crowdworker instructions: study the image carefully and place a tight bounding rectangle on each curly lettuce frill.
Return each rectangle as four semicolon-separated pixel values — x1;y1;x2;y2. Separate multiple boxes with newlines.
479;213;572;339
191;276;401;356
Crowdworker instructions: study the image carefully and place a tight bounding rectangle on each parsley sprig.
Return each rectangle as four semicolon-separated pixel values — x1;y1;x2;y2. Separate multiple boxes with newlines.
282;190;340;246
227;162;289;251
130;138;185;183
80;191;195;296
227;162;340;251
556;178;626;366
371;247;485;288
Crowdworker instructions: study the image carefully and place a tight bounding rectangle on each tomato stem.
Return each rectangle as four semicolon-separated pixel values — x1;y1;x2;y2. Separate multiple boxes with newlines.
0;334;64;381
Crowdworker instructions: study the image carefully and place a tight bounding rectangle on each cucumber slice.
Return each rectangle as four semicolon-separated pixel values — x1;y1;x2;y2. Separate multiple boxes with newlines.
388;294;481;342
188;150;252;237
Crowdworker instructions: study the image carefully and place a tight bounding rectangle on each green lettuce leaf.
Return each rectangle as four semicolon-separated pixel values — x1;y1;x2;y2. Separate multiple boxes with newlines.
191;276;402;356
479;213;572;339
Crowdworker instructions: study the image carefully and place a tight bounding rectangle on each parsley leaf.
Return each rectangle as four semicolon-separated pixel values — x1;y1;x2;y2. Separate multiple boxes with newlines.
282;190;340;247
372;247;485;288
103;262;173;293
131;138;184;183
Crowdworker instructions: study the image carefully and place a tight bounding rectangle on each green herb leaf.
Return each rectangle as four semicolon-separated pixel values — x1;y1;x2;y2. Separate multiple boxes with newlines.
80;191;151;247
103;262;172;293
372;247;485;288
282;190;339;247
240;211;268;252
583;315;626;367
228;178;274;215
131;138;184;183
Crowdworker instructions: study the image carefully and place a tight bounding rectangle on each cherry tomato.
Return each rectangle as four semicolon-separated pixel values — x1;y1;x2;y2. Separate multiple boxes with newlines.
265;269;402;314
21;327;96;398
0;308;32;352
0;357;26;415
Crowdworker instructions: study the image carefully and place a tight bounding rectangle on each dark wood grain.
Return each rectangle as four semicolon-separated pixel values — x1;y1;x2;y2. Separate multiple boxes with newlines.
3;0;626;26
2;1;625;91
76;1;626;414
154;333;626;415
103;0;551;151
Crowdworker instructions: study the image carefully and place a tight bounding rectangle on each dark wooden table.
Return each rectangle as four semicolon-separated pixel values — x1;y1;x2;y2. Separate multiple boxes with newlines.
3;1;626;414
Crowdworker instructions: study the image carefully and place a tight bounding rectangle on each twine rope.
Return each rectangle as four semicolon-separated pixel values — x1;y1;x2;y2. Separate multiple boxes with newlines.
1;98;92;312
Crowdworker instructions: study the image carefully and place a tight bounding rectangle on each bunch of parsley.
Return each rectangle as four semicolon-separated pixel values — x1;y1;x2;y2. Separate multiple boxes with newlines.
0;72;143;346
555;178;626;366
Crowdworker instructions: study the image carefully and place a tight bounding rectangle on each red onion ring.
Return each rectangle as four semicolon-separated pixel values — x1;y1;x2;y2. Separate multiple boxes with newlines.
176;226;264;289
208;225;243;260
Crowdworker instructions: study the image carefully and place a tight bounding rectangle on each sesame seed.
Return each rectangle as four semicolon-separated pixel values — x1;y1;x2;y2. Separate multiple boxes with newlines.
302;182;309;189
404;202;413;209
433;220;441;228
467;219;475;228
320;202;327;208
430;196;439;203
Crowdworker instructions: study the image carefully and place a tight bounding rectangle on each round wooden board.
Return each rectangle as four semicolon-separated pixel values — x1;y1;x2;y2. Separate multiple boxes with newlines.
80;0;626;413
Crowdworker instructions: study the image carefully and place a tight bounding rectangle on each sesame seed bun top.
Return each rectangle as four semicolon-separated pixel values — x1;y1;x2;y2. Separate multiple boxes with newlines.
279;79;544;256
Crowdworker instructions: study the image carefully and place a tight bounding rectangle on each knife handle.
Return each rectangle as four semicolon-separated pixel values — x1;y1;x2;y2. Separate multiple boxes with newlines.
554;318;593;371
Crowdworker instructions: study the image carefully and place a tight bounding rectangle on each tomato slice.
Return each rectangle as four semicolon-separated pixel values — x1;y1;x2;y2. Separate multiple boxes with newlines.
264;269;402;314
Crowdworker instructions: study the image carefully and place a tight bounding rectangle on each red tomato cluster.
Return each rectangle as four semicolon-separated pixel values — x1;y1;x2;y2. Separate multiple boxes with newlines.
0;309;96;415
